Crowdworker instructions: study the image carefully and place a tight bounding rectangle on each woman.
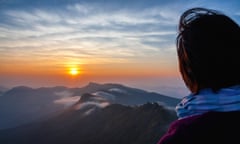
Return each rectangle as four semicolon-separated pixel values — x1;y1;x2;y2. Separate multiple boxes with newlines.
158;7;240;144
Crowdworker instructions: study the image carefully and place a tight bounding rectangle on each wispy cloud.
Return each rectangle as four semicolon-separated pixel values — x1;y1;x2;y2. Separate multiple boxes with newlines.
54;96;80;107
0;3;178;66
74;101;110;110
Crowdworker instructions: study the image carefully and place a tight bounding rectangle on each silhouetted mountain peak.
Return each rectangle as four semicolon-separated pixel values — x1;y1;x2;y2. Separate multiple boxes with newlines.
104;103;130;111
5;86;33;95
86;82;101;88
11;86;33;91
139;102;163;111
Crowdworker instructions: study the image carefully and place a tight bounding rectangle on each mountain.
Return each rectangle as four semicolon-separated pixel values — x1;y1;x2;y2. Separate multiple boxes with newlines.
73;82;180;107
0;103;177;144
0;86;69;129
0;82;180;130
0;86;8;96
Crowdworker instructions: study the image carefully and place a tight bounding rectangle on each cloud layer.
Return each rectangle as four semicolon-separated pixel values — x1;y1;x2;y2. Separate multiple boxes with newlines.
0;2;179;68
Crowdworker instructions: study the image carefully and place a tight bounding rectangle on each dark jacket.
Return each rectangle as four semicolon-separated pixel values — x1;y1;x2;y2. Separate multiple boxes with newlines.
157;111;240;144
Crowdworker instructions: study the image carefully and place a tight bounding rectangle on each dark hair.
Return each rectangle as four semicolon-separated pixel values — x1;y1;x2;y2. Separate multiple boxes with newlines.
177;7;240;93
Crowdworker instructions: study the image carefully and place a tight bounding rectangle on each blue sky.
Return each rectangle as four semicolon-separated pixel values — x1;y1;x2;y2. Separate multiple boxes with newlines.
0;0;240;97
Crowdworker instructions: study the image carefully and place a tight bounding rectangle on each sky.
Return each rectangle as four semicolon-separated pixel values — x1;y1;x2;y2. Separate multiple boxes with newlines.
0;0;240;97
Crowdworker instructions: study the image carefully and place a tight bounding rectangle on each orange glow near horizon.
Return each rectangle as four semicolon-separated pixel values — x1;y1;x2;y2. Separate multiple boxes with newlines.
0;59;180;89
0;61;178;77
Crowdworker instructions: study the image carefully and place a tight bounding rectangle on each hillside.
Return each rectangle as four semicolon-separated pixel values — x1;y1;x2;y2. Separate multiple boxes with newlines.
0;82;180;129
0;103;177;144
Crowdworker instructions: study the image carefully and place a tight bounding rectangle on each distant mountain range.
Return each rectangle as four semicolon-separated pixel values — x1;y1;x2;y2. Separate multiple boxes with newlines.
0;82;180;144
0;82;180;130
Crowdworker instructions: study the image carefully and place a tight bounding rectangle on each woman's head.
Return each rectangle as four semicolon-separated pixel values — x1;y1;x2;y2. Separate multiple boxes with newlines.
177;7;240;93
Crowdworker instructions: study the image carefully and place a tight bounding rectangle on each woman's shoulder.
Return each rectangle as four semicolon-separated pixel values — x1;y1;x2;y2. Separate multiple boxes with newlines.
174;111;240;127
158;111;240;144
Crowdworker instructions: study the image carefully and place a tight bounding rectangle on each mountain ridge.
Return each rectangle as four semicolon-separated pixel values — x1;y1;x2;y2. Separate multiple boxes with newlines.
0;82;180;130
0;102;177;144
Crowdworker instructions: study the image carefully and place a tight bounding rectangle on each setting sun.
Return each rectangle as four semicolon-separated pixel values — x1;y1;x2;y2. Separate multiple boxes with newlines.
69;68;80;76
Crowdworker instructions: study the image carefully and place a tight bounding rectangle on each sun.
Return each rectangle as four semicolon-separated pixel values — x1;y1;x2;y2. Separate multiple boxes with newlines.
69;67;80;76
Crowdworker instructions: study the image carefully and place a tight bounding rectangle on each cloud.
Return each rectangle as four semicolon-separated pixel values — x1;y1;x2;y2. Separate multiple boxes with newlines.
54;90;73;98
74;101;110;110
53;90;80;107
54;96;81;107
5;9;61;24
92;91;116;101
66;3;93;14
109;88;127;94
0;3;177;56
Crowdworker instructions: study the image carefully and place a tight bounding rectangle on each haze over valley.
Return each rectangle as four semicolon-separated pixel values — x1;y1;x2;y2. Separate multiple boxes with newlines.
0;82;179;144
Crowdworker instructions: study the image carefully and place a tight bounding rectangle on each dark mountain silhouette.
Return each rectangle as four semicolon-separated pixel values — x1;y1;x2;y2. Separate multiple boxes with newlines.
0;82;180;130
0;103;177;144
0;86;67;129
0;86;8;96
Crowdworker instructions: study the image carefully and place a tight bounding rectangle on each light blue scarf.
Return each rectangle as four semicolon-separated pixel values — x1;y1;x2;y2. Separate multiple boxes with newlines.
176;85;240;119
